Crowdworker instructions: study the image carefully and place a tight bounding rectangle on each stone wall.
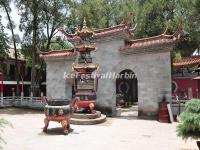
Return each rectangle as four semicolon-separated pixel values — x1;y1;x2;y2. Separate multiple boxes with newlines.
46;59;74;100
93;40;172;118
44;39;172;119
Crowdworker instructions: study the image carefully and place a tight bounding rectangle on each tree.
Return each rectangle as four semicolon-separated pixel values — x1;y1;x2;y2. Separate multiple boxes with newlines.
68;0;109;31
169;0;197;57
134;0;178;38
0;16;9;75
41;0;72;51
16;0;73;95
16;0;43;95
177;99;200;149
49;36;73;50
0;16;9;59
108;0;137;25
0;0;20;96
68;0;177;36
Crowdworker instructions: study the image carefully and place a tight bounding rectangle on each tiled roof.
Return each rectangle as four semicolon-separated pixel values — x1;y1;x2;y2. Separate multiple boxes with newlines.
75;44;96;51
40;49;74;59
60;23;135;42
119;25;183;51
119;35;177;51
94;24;132;37
59;18;182;54
173;56;200;67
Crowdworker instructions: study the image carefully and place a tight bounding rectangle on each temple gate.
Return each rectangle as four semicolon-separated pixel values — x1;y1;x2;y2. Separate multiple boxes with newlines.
41;17;183;118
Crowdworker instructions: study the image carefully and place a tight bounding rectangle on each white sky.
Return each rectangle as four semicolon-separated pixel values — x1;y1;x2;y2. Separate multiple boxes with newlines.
1;2;23;47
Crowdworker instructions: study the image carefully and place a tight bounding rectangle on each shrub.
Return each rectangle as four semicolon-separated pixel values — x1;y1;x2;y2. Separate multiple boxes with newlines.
177;99;200;140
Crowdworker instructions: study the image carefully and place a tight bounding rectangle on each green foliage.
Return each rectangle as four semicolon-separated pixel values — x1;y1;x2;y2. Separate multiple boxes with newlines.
0;31;9;59
173;51;182;62
176;0;200;43
68;0;138;30
68;0;109;30
68;0;199;54
50;37;73;50
0;16;9;59
177;99;200;140
41;0;72;50
135;0;177;38
69;0;177;36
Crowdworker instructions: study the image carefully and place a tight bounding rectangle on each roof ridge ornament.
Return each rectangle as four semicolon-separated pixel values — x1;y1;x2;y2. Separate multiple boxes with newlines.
76;17;94;39
130;23;138;32
82;17;87;31
120;12;133;25
162;25;169;35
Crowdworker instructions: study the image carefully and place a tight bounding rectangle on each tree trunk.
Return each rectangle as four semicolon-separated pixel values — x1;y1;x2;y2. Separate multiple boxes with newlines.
46;27;54;51
46;38;51;51
3;4;20;96
31;1;38;96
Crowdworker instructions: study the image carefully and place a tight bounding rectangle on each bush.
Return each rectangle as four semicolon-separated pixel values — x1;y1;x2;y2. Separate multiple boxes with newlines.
177;99;200;140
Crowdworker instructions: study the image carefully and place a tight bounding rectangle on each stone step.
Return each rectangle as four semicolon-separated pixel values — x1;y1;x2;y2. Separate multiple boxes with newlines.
72;111;101;119
70;114;106;125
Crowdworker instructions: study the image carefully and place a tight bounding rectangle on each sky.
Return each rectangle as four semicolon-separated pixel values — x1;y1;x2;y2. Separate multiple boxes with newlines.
1;2;23;47
1;2;68;48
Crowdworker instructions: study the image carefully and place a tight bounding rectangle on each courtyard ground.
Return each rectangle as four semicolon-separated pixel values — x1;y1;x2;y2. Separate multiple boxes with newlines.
0;108;198;150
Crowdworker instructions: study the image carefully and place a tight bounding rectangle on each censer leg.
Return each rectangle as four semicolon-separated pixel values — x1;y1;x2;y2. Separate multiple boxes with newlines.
67;123;70;130
61;120;68;135
89;103;96;114
43;118;49;133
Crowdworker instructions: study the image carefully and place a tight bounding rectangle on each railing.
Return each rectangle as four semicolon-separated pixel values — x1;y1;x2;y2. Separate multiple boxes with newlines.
0;96;44;109
171;96;188;116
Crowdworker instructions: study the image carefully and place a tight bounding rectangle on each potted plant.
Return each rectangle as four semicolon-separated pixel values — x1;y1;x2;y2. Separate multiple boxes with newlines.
177;99;200;149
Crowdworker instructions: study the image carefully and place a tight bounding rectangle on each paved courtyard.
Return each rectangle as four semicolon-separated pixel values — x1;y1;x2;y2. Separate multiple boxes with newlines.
0;108;198;150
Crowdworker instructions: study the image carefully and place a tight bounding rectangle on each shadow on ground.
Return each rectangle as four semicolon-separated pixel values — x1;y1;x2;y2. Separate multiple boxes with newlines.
39;127;76;136
0;108;43;115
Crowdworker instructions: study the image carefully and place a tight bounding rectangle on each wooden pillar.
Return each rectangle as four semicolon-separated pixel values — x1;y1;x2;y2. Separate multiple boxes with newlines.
0;72;4;106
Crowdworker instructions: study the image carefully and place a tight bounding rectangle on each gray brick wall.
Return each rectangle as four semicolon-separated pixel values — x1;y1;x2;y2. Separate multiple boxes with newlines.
46;59;74;100
44;39;172;118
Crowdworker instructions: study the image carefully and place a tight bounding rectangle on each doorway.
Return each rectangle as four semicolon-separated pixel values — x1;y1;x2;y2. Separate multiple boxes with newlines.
116;69;138;107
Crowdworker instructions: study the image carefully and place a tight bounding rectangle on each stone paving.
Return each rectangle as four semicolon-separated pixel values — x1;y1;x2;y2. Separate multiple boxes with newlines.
0;108;198;150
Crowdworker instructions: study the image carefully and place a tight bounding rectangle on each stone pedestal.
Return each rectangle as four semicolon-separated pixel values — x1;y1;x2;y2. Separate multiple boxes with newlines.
70;111;106;125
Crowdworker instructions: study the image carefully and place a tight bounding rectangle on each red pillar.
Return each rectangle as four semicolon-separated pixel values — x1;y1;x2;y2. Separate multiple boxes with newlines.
0;72;3;96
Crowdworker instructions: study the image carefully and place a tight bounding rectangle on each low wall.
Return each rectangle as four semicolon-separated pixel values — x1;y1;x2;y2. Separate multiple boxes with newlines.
171;103;186;116
0;97;44;110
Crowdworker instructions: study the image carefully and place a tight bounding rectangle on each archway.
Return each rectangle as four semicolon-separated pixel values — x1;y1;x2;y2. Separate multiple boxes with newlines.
116;69;138;107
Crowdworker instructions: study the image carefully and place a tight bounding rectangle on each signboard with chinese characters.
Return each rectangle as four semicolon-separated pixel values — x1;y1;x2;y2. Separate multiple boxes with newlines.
77;83;94;90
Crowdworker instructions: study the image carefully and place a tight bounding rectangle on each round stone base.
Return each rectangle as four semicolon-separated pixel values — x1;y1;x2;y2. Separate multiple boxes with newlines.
70;113;106;125
72;111;101;119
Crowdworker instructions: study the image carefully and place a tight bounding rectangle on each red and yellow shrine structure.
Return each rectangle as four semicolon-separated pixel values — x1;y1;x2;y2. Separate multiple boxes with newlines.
71;18;99;113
